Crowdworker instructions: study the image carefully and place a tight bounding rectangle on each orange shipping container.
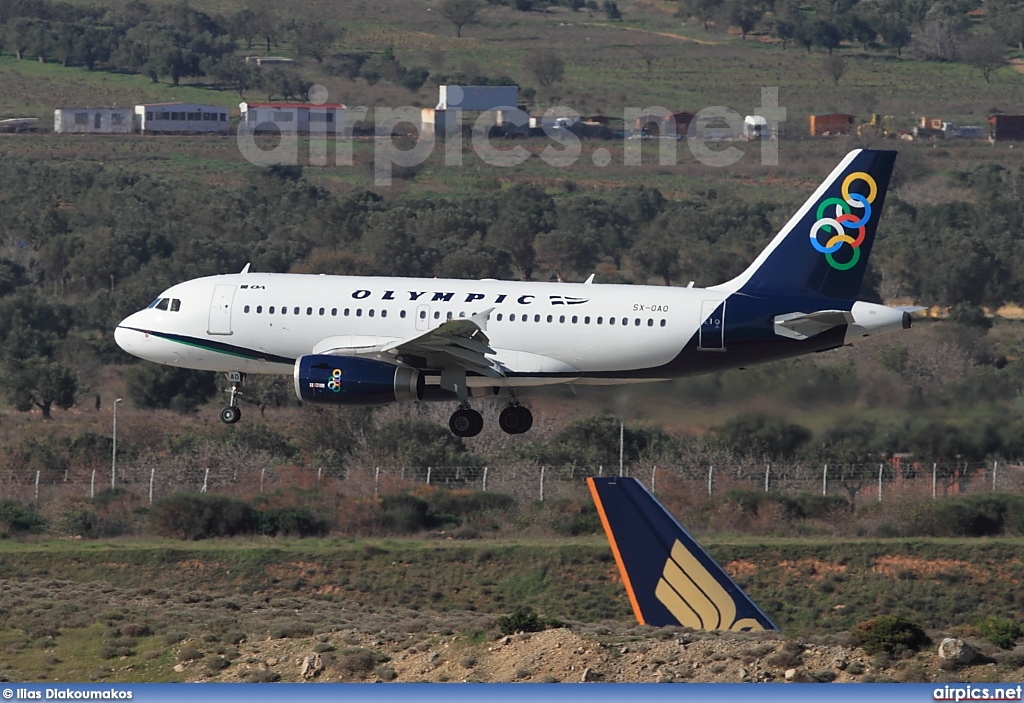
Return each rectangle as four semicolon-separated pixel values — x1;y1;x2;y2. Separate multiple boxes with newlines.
809;113;855;136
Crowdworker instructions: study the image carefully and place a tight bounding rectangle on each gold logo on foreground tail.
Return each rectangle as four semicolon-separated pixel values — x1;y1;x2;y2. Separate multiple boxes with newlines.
655;540;765;632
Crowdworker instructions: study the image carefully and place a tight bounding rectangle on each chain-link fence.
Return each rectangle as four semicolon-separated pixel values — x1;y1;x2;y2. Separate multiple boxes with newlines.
2;455;1023;507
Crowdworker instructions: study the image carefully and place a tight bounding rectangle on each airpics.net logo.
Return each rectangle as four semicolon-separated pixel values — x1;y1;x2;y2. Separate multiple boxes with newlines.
236;85;787;186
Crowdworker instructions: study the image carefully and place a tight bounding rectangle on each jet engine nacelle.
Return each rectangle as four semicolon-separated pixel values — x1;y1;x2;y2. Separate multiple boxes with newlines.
293;355;424;406
847;301;912;340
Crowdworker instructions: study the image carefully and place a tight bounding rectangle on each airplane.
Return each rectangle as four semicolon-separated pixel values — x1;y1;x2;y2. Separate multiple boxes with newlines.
115;149;909;438
588;476;776;631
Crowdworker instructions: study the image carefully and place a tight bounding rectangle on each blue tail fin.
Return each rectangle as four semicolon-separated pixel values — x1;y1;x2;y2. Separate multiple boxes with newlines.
715;149;897;301
587;477;776;631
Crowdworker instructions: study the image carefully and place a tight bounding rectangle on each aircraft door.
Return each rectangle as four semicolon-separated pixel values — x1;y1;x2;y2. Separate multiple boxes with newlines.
415;304;430;331
208;284;236;335
699;300;725;351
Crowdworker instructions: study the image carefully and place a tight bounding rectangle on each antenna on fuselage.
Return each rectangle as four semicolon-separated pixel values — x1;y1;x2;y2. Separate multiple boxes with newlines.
240;263;251;274
584;273;595;285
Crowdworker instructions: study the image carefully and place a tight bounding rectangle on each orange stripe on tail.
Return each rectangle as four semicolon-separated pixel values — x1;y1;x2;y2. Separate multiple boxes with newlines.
587;477;645;625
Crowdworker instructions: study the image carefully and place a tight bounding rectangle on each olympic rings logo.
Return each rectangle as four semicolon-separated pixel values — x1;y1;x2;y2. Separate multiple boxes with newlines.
327;368;342;392
810;171;878;271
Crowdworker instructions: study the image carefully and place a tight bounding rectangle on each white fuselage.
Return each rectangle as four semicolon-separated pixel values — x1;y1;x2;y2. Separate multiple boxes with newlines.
114;273;718;387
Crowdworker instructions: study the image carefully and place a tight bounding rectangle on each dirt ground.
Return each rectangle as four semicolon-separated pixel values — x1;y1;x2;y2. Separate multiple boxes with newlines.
183;620;1013;684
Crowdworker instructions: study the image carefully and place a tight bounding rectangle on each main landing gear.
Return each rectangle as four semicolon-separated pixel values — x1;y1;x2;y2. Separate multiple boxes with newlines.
220;371;244;425
447;404;533;438
498;404;533;435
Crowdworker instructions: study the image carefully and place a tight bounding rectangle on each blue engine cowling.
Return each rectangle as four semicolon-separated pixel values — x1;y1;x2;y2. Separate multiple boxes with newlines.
293;355;424;406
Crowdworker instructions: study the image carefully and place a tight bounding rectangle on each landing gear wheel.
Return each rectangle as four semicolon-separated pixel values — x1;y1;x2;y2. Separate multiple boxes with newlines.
220;406;241;424
449;408;484;437
499;406;533;435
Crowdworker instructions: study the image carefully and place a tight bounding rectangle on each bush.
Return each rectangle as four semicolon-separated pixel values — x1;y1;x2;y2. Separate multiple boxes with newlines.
0;500;46;536
150;494;258;540
851;615;930;656
977;616;1023;650
379;494;435;533
497;607;544;635
257;507;330;537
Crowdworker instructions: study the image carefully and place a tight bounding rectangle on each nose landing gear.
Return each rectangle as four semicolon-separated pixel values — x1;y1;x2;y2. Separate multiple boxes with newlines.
220;371;244;424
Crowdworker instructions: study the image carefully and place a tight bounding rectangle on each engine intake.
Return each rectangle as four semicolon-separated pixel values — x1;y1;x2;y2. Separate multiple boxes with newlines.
294;355;424;406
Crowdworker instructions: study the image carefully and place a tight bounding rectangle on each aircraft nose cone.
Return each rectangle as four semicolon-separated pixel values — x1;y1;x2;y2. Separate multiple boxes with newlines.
114;324;135;355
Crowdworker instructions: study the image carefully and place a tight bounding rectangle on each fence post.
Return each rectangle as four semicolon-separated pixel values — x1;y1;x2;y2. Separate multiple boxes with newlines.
598;465;603;477
708;465;713;496
425;466;431;485
201;468;209;494
651;465;657;493
822;464;828;496
993;461;998;491
540;466;545;502
149;468;155;504
619;422;624;477
34;470;39;500
260;467;266;494
91;469;95;499
932;463;937;499
374;467;380;496
483;466;488;492
764;464;770;492
878;463;883;501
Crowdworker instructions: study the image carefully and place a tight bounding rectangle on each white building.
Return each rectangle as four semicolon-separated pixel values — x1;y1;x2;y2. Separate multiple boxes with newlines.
54;108;133;134
135;102;229;134
238;102;346;134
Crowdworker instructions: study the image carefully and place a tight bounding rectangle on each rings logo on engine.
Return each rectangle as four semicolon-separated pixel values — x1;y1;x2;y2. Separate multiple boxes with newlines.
810;171;877;271
327;368;343;392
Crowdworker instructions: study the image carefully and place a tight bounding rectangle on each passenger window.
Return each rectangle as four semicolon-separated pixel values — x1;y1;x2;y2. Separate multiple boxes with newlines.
509;314;516;322
401;310;407;318
622;318;628;325
434;312;440;319
584;316;590;324
293;307;299;315
635;318;640;326
571;316;578;324
534;314;540;322
382;310;387;318
319;308;325;315
307;307;313;315
660;319;666;327
547;315;552;323
609;317;615;325
244;305;250;313
269;306;275;314
647;319;653;326
369;309;374;317
155;298;169;311
344;308;350;316
256;306;262;313
419;310;426;319
497;314;503;321
559;315;565;323
356;309;362;317
459;312;466;318
597;317;603;324
170;299;181;312
331;308;337;316
282;306;287;315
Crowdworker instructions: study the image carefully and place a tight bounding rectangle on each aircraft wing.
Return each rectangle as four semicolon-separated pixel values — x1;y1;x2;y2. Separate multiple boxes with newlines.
773;309;854;340
315;308;504;378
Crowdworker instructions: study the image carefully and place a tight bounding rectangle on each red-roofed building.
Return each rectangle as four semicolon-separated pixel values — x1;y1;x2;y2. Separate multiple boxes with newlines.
239;102;346;134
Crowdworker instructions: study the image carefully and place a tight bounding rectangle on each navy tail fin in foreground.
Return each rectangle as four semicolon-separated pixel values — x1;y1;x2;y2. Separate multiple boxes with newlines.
716;149;897;301
588;477;776;631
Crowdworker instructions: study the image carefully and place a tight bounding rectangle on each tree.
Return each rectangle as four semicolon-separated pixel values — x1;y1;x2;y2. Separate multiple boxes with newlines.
4;357;77;420
714;413;812;460
125;365;217;413
723;0;764;40
878;16;911;57
822;53;846;84
635;43;659;75
603;1;622;19
207;54;257;96
441;0;483;38
292;22;341;63
814;19;842;54
960;35;1005;83
677;0;724;30
524;49;565;88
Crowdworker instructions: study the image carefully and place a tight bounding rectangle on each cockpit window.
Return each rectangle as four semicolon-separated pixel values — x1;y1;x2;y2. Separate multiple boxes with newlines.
147;298;161;309
170;299;181;312
155;298;169;311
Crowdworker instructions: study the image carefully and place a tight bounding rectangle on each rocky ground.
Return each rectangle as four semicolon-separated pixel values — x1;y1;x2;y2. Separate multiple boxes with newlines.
180;622;1019;684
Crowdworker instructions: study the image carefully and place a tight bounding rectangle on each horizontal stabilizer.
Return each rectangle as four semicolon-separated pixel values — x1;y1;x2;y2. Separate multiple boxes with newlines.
588;477;776;631
773;309;853;340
